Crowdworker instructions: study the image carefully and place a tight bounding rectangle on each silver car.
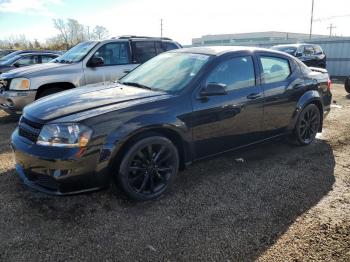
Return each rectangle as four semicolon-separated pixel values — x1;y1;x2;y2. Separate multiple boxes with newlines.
0;36;181;113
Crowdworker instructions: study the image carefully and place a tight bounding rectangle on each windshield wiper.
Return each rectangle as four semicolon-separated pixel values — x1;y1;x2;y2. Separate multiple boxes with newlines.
120;81;152;90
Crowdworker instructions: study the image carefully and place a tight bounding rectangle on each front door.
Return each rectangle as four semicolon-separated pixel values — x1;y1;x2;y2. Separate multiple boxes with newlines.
84;42;137;84
191;54;264;159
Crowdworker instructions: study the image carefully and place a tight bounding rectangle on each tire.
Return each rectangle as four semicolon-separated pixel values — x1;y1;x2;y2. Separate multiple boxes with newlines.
291;104;321;146
37;87;64;99
116;135;179;201
345;77;350;94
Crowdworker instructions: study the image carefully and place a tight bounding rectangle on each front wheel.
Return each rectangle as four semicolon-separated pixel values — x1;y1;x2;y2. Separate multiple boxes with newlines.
116;135;179;201
292;104;321;146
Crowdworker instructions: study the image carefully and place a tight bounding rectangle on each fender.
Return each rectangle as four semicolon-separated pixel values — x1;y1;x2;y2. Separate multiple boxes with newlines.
98;116;193;171
287;90;324;131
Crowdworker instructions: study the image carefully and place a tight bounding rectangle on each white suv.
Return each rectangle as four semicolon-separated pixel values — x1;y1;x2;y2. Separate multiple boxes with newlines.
0;36;181;113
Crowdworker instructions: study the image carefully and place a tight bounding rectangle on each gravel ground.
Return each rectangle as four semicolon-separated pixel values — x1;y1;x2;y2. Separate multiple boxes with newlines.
0;84;349;261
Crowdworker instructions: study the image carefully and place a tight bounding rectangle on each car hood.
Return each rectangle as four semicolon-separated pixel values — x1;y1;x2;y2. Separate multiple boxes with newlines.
0;65;11;72
24;82;170;121
1;62;71;78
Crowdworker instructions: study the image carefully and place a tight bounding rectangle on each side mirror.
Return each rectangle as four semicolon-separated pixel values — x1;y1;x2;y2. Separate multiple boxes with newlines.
88;56;104;67
295;52;303;57
200;83;227;97
123;69;131;74
13;63;21;68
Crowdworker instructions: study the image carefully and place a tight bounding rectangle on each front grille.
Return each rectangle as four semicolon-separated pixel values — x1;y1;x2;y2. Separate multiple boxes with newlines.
26;173;59;190
0;78;10;91
18;117;43;142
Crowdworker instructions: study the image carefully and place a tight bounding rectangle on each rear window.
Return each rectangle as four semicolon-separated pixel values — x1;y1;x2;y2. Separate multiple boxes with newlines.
314;45;323;54
260;56;291;84
132;41;157;64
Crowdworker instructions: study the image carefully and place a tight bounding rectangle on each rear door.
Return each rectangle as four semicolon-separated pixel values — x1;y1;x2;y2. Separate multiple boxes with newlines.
257;52;304;136
84;41;135;84
191;53;264;159
131;41;157;64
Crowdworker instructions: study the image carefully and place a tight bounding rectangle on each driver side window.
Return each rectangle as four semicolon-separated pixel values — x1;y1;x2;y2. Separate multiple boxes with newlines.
92;42;130;66
206;56;256;91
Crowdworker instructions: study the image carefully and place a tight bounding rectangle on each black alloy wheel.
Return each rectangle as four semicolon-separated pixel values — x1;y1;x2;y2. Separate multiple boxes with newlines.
345;76;350;94
294;104;321;145
117;135;179;201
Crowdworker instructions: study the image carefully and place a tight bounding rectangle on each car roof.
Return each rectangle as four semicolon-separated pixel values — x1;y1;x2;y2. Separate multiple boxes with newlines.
171;46;282;56
101;36;177;44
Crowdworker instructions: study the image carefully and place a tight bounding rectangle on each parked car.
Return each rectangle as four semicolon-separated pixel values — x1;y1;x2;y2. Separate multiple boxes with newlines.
11;46;332;200
271;43;327;69
0;36;181;113
0;50;58;62
0;49;16;59
0;52;59;74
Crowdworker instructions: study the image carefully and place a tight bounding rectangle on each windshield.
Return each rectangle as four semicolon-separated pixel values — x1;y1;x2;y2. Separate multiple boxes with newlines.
120;52;210;93
272;46;297;55
53;41;97;63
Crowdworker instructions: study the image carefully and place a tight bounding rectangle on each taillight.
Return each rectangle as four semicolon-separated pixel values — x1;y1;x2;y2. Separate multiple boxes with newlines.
327;79;332;89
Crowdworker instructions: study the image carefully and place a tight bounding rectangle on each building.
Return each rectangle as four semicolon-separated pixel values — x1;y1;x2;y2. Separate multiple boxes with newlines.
192;31;350;77
192;31;327;46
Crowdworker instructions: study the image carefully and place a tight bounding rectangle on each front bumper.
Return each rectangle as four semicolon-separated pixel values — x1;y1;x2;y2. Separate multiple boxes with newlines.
0;90;36;114
11;129;111;195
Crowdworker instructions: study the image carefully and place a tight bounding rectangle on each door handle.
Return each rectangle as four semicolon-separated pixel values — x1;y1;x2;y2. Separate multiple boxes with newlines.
246;93;261;100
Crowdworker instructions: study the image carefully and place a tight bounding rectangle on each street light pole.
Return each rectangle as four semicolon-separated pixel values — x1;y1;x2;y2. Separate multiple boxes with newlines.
309;0;314;39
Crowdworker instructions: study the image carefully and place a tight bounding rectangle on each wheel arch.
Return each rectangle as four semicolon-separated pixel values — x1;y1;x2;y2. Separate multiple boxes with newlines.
109;125;191;172
35;82;76;99
289;90;324;132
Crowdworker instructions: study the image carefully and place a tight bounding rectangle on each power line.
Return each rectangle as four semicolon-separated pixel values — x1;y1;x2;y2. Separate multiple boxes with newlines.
314;14;350;22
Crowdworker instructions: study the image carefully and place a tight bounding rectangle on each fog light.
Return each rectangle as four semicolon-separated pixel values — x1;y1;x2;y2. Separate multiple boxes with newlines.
48;169;70;178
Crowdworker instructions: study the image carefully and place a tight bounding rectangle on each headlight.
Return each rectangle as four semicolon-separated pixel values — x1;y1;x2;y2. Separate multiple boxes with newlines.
10;78;30;90
37;123;93;148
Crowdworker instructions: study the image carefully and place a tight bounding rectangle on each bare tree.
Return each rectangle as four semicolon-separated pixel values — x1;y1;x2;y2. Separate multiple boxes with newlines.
53;18;70;49
92;25;110;40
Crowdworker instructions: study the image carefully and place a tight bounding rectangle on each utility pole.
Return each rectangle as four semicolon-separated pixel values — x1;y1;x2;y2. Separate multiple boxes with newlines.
160;19;163;38
327;23;336;37
309;0;314;39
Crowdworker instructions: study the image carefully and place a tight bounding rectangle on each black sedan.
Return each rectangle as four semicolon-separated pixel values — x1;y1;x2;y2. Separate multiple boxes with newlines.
272;44;327;69
11;47;332;200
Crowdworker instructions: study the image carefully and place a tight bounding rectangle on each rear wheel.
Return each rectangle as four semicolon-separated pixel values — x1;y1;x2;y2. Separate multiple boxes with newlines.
116;135;179;201
37;87;64;99
345;77;350;94
292;104;321;146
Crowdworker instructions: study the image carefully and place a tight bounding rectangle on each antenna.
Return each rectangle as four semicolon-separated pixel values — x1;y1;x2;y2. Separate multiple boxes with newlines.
160;18;163;38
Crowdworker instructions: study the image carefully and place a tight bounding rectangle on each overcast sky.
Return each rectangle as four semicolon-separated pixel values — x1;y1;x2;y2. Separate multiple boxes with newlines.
0;0;350;45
